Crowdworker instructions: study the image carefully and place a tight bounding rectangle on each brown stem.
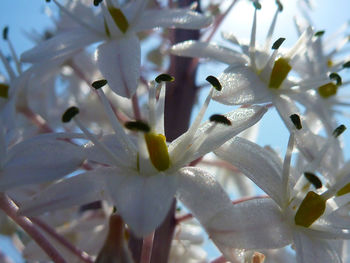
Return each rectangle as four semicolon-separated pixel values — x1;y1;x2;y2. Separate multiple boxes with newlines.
140;233;154;263
0;193;67;263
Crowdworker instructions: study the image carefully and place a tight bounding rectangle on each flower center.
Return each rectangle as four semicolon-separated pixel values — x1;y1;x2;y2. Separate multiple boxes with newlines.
294;191;326;228
144;132;170;171
318;82;338;98
268;57;292;89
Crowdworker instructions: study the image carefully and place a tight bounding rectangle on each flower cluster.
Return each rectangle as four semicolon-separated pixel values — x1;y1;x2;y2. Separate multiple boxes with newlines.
0;0;350;262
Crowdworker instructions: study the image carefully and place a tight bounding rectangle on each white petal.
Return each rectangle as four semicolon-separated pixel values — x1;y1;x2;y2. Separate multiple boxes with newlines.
21;29;100;63
1;137;85;191
213;65;272;105
215;137;285;206
207;198;293;250
84;134;135;168
176;167;233;224
134;9;212;32
95;36;140;98
293;231;341;263
18;168;111;216
170;40;247;65
170;106;267;167
105;172;178;237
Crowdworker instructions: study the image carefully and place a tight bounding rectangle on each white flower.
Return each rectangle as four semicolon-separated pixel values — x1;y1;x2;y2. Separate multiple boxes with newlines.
21;0;212;98
19;77;266;237
170;2;341;132
212;132;350;262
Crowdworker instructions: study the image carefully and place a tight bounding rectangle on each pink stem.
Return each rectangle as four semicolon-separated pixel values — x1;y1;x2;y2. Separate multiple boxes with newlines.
132;93;142;120
30;217;94;263
0;194;66;263
211;256;227;263
140;232;154;263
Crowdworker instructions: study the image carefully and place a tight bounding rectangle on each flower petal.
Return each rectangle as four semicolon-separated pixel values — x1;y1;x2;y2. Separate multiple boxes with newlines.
170;106;267;168
134;9;212;32
170;40;247;65
207;198;293;250
104;171;178;237
293;231;342;263
95;36;140;98
21;29;100;63
215;136;285;206
18;168;110;216
176;167;233;224
213;65;272;105
1;137;85;191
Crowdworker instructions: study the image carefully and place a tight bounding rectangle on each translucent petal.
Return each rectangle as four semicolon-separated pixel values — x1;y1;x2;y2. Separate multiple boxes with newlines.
21;29;100;63
293;231;341;263
213;65;272;105
95;36;140;98
215;137;285;206
105;171;177;237
134;9;212;32
1;137;85;191
18;168;111;216
170;40;247;65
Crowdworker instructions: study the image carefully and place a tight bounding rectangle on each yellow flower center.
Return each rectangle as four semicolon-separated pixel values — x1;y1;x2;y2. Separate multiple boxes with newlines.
268;58;292;89
144;132;170;171
294;191;326;228
318;82;338;98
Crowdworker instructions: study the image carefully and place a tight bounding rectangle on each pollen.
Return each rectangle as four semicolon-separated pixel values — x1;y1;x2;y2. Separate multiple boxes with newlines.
268;58;292;89
294;191;326;228
318;83;337;98
144;132;170;171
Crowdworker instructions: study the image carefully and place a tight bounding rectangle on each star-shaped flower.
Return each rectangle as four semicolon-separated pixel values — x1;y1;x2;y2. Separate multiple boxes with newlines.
21;0;212;98
19;76;266;237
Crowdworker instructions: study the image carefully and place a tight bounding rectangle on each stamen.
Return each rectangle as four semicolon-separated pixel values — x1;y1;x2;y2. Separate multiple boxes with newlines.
155;74;174;83
343;61;350;68
93;0;103;6
209;114;231;125
333;124;346;138
144;132;170;171
0;50;16;80
62;106;79;123
314;30;325;37
290;114;302;130
253;1;262;10
318;83;337;98
272;37;286;50
2;27;21;74
264;8;280;50
275;0;283;11
0;83;9;98
249;6;258;71
125;121;151;133
336;183;350;196
294;191;326;228
92;79;108;89
268;57;292;89
281;133;294;206
329;72;342;86
2;27;8;40
107;6;129;33
304;172;322;189
104;18;111;38
95;84;138;156
206;76;222;91
65;109;125;167
51;0;102;36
